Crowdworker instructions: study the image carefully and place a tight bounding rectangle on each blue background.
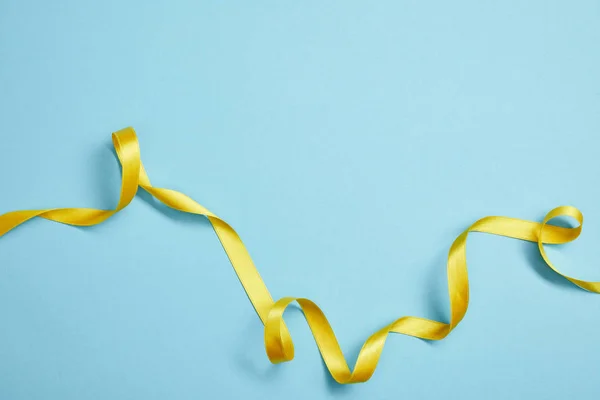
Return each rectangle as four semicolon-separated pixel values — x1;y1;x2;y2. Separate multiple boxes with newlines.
1;1;600;399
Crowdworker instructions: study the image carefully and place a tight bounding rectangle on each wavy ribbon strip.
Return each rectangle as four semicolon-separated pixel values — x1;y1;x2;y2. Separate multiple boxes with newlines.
1;127;598;384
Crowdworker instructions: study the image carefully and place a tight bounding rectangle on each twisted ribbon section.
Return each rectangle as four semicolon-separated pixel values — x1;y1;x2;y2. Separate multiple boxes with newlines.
1;127;598;384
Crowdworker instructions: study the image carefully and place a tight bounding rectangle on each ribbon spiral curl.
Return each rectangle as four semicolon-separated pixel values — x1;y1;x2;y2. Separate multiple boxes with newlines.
1;127;598;384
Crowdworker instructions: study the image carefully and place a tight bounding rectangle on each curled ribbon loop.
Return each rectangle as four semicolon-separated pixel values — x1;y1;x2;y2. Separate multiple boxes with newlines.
0;127;597;384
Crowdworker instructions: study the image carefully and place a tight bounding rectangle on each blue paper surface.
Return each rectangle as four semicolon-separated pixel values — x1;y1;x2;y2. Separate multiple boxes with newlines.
1;1;599;399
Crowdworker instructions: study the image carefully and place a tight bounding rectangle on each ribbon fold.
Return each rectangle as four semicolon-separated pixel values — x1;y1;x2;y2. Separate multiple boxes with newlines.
1;127;597;384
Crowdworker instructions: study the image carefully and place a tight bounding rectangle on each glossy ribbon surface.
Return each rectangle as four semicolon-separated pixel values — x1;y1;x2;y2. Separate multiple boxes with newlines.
1;127;597;384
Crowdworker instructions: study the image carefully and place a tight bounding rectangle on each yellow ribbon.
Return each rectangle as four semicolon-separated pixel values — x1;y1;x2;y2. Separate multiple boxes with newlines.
1;127;597;384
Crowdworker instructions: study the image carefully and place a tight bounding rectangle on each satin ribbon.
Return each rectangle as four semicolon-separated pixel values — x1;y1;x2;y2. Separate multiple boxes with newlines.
1;127;597;384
